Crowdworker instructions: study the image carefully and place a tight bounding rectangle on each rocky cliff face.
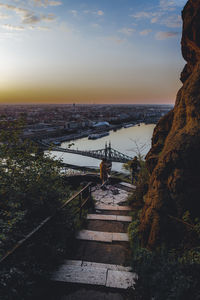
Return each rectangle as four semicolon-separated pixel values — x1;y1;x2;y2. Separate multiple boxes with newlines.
140;0;200;249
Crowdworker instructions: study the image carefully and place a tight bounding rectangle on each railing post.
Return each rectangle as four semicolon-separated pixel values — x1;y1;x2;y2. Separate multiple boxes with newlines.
79;192;82;219
89;185;92;206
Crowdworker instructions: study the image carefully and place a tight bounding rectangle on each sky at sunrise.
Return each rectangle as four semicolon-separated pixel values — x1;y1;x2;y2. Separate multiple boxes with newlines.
0;0;187;104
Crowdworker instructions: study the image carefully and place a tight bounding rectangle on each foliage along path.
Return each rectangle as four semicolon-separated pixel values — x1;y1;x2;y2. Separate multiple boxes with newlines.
51;182;138;300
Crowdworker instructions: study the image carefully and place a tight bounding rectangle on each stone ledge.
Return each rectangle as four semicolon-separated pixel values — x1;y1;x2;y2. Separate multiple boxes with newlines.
52;262;137;289
95;204;132;211
76;230;129;243
87;214;132;222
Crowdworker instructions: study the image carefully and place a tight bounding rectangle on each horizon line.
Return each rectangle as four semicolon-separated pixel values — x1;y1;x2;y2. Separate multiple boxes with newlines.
0;101;174;106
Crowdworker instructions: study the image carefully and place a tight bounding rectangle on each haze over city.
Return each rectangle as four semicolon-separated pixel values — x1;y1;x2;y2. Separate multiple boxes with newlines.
0;0;186;104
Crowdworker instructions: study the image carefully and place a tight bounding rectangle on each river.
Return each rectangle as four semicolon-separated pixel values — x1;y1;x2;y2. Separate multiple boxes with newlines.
51;123;155;173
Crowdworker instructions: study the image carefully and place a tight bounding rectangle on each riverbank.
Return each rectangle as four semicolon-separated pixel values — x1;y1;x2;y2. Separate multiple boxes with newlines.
61;162;131;184
48;123;156;174
42;121;155;145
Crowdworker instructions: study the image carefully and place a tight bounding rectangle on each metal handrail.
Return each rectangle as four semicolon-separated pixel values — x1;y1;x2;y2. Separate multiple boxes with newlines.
0;182;92;265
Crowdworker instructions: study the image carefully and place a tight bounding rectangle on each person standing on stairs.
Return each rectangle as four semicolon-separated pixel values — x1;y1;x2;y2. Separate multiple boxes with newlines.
100;158;109;185
130;156;141;184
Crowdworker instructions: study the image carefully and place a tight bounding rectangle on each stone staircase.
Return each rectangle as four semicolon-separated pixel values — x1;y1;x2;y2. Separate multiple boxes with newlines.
51;259;136;289
51;183;137;299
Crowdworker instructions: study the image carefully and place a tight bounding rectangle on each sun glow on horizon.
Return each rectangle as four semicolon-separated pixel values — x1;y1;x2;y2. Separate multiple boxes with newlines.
0;0;186;104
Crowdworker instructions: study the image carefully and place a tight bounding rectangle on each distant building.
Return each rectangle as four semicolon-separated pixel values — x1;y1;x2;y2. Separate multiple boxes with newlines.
65;121;81;130
118;113;129;121
92;121;110;130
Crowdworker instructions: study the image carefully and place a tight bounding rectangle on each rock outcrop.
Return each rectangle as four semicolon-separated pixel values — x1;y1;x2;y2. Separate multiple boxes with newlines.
140;0;200;249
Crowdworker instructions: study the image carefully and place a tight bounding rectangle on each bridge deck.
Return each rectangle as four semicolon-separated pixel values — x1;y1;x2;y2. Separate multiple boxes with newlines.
39;141;132;163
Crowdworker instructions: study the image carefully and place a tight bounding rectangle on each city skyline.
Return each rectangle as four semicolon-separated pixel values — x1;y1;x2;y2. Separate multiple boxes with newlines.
0;0;186;104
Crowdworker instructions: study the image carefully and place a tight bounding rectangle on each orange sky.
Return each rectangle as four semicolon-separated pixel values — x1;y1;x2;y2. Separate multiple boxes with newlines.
0;0;186;104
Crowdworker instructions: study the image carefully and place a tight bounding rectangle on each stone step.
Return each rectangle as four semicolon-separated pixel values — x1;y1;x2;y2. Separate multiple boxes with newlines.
76;230;129;243
51;261;137;290
69;241;131;265
112;233;129;242
119;182;136;190
52;264;107;286
95;204;132;211
87;214;132;222
62;260;132;272
82;261;132;272
57;287;125;299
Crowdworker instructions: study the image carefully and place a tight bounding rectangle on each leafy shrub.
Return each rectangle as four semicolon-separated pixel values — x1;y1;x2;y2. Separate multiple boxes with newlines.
127;159;149;207
129;210;200;299
131;245;200;300
0;120;71;258
0;120;83;299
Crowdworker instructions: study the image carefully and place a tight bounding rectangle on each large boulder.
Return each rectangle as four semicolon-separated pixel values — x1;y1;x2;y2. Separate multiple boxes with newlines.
140;0;200;249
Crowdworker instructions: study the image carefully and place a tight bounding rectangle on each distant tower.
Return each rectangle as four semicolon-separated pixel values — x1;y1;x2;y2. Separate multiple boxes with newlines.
73;103;76;112
109;141;111;160
105;142;108;159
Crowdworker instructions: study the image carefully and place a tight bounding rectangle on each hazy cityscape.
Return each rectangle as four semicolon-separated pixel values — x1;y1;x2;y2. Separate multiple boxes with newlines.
0;104;172;142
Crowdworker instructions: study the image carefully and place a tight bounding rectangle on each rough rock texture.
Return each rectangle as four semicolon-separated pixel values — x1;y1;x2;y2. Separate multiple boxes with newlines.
181;0;200;83
140;0;200;249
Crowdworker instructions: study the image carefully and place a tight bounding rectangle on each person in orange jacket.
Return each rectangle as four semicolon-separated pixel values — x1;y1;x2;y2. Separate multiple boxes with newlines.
100;158;108;184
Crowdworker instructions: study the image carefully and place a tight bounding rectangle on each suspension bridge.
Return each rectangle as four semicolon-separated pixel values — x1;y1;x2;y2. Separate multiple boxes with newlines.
38;141;132;163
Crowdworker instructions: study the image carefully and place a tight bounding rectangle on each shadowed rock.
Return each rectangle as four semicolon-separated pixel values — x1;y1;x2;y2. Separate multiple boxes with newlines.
140;0;200;249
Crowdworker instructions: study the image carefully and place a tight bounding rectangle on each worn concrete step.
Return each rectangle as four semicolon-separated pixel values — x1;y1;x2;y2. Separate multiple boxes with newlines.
112;233;129;242
52;265;107;286
95;204;132;211
62;260;132;272
86;219;129;233
87;214;132;222
95;209;131;216
106;269;137;289
56;287;126;300
76;230;129;243
119;182;136;190
51;261;137;290
69;241;131;265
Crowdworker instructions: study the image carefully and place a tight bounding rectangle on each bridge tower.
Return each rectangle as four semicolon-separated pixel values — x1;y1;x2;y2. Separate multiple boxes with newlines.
104;142;112;160
105;142;108;159
108;141;111;160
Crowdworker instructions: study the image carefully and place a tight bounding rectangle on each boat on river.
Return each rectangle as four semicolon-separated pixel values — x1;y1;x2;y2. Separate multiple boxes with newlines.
124;124;134;128
88;132;109;140
52;141;61;146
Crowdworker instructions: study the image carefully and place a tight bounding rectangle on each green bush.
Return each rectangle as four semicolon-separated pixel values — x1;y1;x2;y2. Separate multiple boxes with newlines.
127;160;149;207
130;245;200;300
0;120;82;299
0;207;77;300
128;209;200;299
0;120;72;258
